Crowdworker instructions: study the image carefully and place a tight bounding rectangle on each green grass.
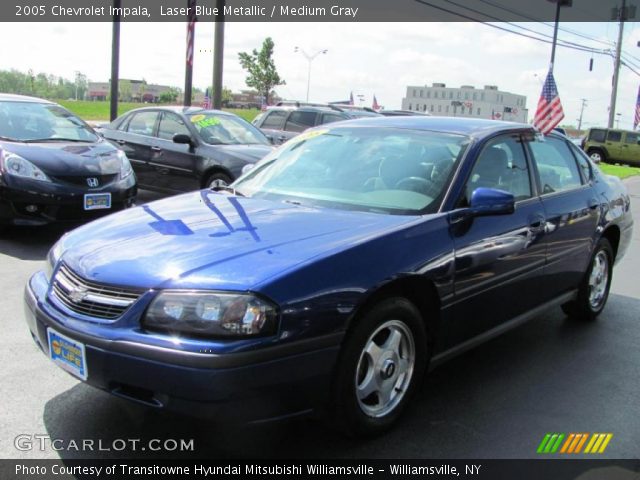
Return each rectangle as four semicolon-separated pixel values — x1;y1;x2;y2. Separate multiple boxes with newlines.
57;100;142;121
57;100;261;123
598;163;640;180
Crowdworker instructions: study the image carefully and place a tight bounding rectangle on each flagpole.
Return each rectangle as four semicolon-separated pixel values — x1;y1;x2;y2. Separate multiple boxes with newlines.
212;0;225;109
549;0;562;72
109;0;121;121
184;0;196;107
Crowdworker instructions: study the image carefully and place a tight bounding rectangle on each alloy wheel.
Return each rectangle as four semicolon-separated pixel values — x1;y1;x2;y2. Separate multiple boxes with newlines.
355;320;416;418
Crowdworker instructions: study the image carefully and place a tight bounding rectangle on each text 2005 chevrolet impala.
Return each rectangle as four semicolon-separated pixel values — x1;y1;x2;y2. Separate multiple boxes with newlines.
24;117;633;436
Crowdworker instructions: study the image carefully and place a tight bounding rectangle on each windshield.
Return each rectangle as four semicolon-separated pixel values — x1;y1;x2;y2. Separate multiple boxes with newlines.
187;113;269;146
0;101;99;142
234;126;470;215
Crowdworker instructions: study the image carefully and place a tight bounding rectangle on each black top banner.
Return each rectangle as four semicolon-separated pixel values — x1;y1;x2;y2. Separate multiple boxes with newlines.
5;0;629;22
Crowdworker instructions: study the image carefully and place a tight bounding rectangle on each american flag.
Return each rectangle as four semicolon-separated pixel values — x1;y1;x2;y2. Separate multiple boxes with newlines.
349;91;354;106
634;85;640;129
533;70;565;135
372;95;380;110
203;88;211;109
186;0;197;67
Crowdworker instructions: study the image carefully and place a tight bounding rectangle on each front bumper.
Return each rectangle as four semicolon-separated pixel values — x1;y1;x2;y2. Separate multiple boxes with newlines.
24;271;341;423
0;175;137;225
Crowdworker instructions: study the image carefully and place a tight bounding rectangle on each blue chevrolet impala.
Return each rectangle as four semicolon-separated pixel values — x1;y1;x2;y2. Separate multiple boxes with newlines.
24;117;633;435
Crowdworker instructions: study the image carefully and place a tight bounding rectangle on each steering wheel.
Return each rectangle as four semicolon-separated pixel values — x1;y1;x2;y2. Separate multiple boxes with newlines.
395;176;440;197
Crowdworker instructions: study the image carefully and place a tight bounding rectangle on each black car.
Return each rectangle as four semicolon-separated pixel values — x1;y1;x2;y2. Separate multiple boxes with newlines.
100;107;273;192
0;94;136;227
252;105;351;144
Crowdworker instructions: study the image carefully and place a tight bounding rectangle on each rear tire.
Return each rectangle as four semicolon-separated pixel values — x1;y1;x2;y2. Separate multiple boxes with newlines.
561;238;613;321
330;297;428;437
587;149;606;164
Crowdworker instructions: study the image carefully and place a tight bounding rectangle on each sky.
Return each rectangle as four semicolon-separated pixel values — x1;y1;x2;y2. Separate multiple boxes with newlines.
1;21;640;130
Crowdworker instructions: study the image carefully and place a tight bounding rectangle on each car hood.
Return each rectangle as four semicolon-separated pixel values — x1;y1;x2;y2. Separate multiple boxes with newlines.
58;191;419;292
0;139;121;175
202;143;273;163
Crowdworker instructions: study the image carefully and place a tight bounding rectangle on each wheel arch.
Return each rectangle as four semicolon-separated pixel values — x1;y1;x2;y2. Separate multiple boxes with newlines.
587;146;608;160
345;275;441;355
200;165;234;188
601;224;621;261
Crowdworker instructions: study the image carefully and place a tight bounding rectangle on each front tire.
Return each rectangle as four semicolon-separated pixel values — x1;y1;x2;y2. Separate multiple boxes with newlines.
562;238;614;321
205;172;232;189
331;297;428;437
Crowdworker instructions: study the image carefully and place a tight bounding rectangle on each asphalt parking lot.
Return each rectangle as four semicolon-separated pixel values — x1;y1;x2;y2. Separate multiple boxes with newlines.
1;181;639;460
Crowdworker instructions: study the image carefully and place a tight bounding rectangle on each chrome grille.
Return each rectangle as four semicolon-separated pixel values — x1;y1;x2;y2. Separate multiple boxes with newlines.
51;264;143;320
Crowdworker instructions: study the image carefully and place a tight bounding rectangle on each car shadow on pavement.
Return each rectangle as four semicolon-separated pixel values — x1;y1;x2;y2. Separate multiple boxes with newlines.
0;224;69;261
41;293;640;460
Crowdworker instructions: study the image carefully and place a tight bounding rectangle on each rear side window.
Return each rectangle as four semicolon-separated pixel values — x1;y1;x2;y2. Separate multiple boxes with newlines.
260;110;287;129
607;131;622;142
284;111;317;133
568;143;592;183
126;111;159;136
588;129;606;142
321;113;347;124
624;132;639;144
529;137;583;194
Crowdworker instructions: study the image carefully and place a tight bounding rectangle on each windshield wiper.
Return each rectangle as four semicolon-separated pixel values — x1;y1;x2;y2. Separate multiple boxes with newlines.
23;138;91;143
211;185;246;197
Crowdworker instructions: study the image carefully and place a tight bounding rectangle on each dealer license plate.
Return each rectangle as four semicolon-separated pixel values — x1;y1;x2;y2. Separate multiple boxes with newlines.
47;328;88;380
84;193;111;210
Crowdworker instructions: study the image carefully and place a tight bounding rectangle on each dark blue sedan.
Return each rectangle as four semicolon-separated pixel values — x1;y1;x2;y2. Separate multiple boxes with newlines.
24;117;633;436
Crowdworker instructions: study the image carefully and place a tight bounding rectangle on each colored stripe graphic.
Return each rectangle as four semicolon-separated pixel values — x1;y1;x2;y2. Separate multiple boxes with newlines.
585;433;613;453
537;433;565;453
539;433;613;454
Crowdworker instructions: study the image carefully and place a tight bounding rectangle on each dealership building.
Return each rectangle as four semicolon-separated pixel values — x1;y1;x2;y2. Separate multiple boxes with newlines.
401;83;528;123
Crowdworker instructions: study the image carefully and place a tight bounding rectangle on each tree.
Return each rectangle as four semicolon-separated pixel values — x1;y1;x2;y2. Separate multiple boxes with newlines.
238;37;285;105
159;87;180;103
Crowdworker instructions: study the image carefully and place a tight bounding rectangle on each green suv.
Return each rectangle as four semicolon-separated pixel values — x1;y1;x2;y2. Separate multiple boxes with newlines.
582;127;640;165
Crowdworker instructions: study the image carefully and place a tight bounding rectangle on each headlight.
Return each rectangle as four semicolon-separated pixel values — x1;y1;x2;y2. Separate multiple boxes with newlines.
117;150;133;179
1;151;50;182
45;238;66;281
143;291;278;338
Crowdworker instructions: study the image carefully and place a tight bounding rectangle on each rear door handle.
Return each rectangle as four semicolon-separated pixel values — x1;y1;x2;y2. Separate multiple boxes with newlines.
116;139;126;145
150;146;162;152
588;198;599;210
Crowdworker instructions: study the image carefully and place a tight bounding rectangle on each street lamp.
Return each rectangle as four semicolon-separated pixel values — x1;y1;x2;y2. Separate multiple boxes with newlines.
294;46;328;102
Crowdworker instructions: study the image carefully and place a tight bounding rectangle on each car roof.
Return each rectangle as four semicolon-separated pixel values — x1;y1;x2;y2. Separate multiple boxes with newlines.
329;116;532;137
0;93;54;104
267;105;348;114
122;106;230;116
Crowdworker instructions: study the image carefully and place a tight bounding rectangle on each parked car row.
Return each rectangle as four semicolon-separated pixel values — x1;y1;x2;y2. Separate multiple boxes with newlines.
24;115;633;435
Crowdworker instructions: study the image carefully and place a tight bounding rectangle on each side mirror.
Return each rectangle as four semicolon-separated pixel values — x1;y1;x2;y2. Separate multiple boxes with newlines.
265;135;275;145
469;187;515;216
173;133;193;145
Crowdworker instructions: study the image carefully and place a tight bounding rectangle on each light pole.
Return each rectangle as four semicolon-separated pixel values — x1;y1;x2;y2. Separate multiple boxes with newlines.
577;98;587;132
294;47;327;102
